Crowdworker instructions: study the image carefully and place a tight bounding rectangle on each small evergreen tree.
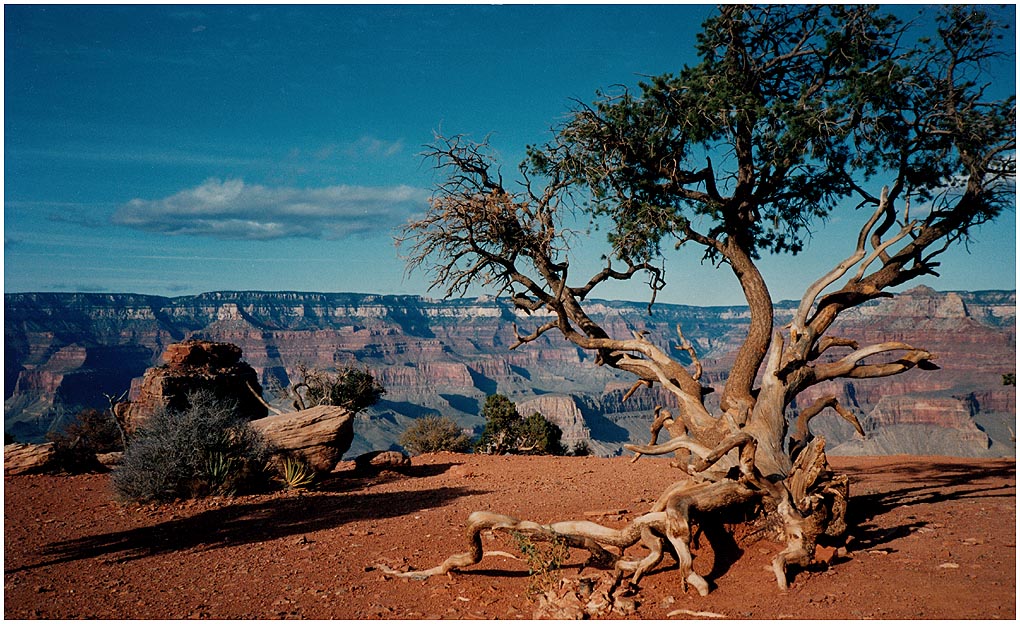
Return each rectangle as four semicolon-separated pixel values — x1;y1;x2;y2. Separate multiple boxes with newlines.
518;412;564;455
569;441;591;457
476;394;563;455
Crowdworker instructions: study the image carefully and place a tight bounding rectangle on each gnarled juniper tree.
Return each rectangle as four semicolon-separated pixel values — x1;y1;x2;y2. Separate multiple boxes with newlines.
390;5;1014;593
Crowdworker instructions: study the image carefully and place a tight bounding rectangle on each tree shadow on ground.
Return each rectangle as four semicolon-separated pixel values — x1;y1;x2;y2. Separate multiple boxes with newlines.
321;461;458;493
841;460;1015;551
12;468;483;573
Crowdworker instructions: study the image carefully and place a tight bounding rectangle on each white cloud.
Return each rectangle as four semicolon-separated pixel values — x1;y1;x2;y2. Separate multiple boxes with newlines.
112;178;428;240
345;136;405;159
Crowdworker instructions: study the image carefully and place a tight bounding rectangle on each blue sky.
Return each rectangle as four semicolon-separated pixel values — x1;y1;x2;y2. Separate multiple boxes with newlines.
4;4;1016;306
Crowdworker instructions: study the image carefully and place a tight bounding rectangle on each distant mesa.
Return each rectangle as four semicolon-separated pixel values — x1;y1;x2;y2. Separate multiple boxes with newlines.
3;288;1015;458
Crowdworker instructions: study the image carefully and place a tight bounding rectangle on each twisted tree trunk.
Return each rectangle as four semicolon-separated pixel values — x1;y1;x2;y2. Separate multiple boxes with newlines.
389;174;944;598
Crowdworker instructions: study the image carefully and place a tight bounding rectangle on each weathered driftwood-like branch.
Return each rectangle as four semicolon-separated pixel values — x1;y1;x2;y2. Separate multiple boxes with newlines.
382;430;836;593
380;436;766;593
630;406;676;463
792;187;891;335
788;395;863;458
674;323;703;381
622;379;652;402
808;336;860;360
247;381;285;416
813;342;937;382
509;319;559;350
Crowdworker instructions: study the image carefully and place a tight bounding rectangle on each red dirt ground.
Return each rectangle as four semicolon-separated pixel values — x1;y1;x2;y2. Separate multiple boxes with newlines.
3;453;1015;619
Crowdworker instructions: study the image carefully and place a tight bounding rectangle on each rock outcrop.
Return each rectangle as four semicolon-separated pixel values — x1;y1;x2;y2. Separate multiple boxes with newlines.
4;442;57;475
114;340;267;435
250;404;354;474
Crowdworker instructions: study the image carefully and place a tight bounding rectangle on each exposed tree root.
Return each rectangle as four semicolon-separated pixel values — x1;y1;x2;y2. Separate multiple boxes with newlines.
380;434;849;594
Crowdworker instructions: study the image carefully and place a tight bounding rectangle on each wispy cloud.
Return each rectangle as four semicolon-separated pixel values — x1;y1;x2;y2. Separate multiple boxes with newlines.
112;178;428;240
344;136;405;159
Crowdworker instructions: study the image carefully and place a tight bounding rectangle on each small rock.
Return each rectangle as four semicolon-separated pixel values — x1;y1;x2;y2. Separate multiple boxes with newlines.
939;562;960;569
815;545;838;565
355;450;411;471
612;596;638;616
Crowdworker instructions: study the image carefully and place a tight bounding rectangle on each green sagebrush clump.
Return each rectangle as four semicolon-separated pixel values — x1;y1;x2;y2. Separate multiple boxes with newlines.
476;394;564;456
398;415;473;455
112;390;271;502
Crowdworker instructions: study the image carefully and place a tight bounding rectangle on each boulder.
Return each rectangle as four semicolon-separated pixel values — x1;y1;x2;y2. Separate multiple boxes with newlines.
4;443;57;475
116;340;267;435
250;405;354;474
354;450;411;471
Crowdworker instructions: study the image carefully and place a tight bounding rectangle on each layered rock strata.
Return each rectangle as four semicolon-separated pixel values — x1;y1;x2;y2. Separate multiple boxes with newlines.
4;288;1015;458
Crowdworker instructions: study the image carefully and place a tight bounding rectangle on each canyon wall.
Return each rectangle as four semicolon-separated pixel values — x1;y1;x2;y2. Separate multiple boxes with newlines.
5;287;1014;457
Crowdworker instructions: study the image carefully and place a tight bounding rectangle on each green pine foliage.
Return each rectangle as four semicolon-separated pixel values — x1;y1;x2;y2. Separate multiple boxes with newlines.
476;394;564;456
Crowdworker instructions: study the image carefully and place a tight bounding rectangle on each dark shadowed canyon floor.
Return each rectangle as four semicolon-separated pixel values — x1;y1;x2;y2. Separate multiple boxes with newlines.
4;453;1015;619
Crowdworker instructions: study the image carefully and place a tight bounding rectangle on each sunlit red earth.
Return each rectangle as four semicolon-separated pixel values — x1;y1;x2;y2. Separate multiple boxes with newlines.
4;453;1015;619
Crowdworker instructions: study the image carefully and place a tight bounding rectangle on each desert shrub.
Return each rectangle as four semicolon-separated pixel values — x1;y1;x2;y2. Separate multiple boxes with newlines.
290;364;385;414
511;530;570;595
112;390;271;502
46;407;124;473
399;415;473;454
569;441;591;457
476;394;564;455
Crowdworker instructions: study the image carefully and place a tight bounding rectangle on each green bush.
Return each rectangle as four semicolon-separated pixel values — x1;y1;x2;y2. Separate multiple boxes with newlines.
399;415;473;454
112;390;271;502
476;394;564;455
569;441;591;457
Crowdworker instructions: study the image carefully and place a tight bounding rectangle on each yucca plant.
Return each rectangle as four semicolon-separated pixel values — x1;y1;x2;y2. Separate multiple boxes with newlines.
204;451;238;496
279;456;315;490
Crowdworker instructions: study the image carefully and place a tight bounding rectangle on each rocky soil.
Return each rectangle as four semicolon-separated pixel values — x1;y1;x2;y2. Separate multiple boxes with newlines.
4;453;1015;619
